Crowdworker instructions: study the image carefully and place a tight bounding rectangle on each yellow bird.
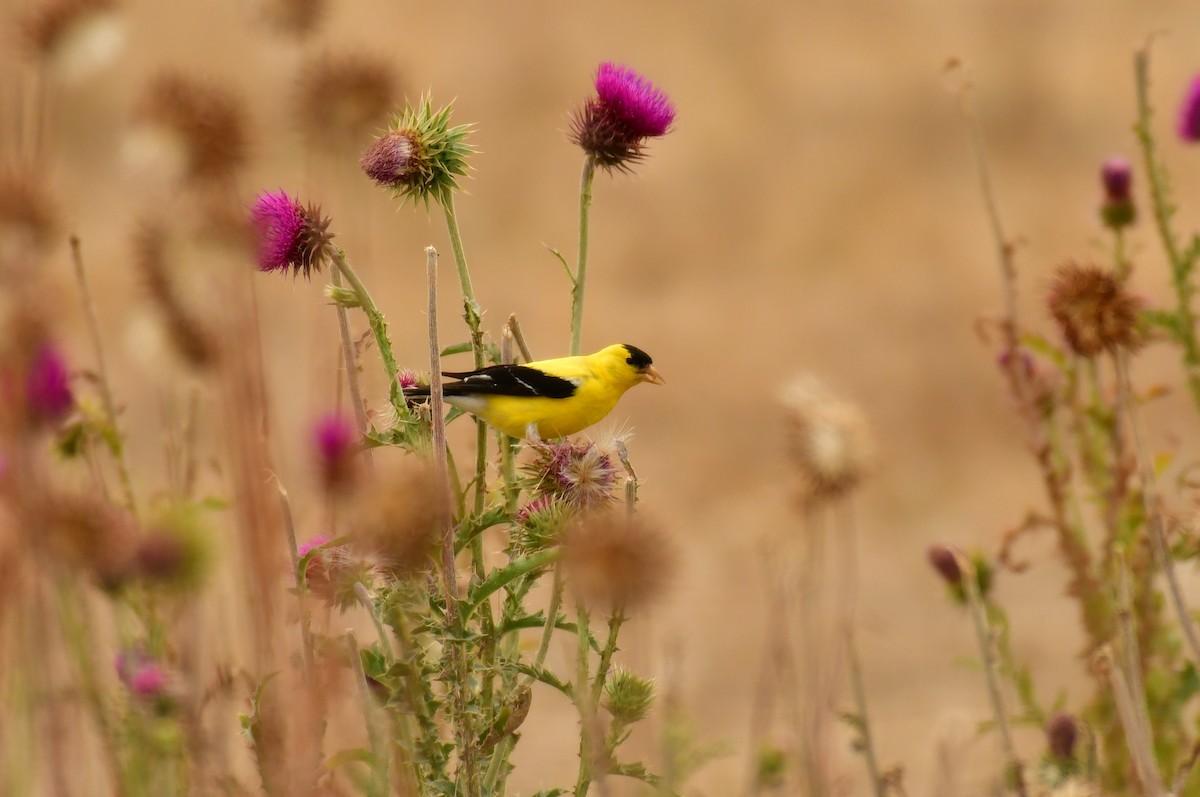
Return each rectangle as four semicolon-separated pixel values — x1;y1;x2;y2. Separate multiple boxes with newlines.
404;343;664;440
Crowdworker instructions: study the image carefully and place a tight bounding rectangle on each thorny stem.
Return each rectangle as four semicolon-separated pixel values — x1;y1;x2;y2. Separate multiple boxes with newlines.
960;85;1109;649
347;632;390;797
1115;549;1155;767
528;564;565;681
70;235;138;519
1133;45;1200;409
1093;646;1165;797
570;157;597;356
591;607;626;707
330;267;373;466
331;248;408;419
574;599;601;797
506;313;535;363
1114;350;1200;668
425;246;480;797
354;582;396;665
961;553;1027;797
845;628;884;797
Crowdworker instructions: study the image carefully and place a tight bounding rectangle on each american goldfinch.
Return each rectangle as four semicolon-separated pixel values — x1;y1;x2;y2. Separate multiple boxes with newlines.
404;343;664;440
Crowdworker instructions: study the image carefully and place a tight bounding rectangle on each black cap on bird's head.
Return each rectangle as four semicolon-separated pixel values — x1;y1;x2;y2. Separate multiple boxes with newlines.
622;344;665;386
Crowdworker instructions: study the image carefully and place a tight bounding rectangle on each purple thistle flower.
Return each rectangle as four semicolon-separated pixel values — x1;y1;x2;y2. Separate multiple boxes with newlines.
571;62;675;171
1101;158;1132;202
297;534;331;559
130;663;167;696
396;369;421;389
360;132;422;190
312;413;357;488
594;62;675;138
1179;75;1200;142
26;343;72;423
250;190;334;278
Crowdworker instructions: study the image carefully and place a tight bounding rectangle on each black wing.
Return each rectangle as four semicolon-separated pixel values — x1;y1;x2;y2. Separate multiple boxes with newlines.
437;364;578;399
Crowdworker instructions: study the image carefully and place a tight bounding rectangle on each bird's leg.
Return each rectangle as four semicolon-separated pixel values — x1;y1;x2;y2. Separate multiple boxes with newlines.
524;423;544;446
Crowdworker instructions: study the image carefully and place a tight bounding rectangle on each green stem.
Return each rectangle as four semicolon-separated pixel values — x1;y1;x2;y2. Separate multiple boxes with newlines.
528;564;566;681
331;248;408;419
346;632;389;797
330;267;373;462
845;628;884;797
575;599;595;797
1133;46;1200;409
591;607;626;707
470;549;560;610
570;157;597;356
354;583;395;665
71;235;139;519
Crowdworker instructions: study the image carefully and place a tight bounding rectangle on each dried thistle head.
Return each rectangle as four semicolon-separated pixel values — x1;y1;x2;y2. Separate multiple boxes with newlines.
779;376;874;504
21;0;124;78
294;53;398;147
134;72;249;185
346;459;444;578
0;171;58;268
524;439;622;509
1047;263;1141;357
258;0;326;38
563;510;673;613
37;491;137;587
132;221;217;368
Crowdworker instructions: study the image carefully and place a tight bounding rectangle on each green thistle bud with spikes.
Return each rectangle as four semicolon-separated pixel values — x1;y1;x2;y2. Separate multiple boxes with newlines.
359;95;473;207
603;668;654;726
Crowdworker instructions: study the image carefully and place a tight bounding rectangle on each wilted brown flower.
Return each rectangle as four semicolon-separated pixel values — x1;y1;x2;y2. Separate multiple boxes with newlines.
21;0;123;77
346;460;444;577
779;376;874;503
1047;263;1140;357
563;510;673;612
258;0;326;38
132;221;217;368
0;172;57;268
36;492;137;587
134;72;249;185
294;53;398;146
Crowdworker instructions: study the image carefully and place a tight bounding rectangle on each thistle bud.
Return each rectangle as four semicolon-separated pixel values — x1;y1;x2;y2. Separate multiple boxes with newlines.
361;97;472;206
250;190;334;279
603;668;655;725
1179;75;1200;143
313;412;357;489
570;62;675;171
926;543;963;586
1099;158;1135;230
1047;262;1141;357
1045;711;1078;761
324;283;361;308
25;343;73;425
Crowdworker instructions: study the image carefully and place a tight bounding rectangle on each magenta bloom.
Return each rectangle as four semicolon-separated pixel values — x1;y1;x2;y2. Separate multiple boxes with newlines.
297;534;331;558
571;62;675;171
1179;75;1200;142
313;413;356;487
131;664;167;696
250;190;333;278
1101;158;1132;202
25;344;72;422
594;62;675;138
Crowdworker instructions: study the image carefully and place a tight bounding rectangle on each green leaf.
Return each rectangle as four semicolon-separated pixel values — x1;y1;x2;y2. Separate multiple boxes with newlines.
325;748;374;770
440;342;472;357
455;506;510;553
508;663;572;698
544;245;575;284
1019;332;1067;369
531;790;570;797
468;549;559;610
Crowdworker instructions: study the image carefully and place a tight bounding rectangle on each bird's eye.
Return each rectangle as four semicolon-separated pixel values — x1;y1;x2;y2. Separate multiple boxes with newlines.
626;357;635;366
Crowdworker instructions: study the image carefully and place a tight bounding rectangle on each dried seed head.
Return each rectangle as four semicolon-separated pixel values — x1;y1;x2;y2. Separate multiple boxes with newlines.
603;667;654;725
21;0;124;78
779;376;874;504
1047;263;1141;357
1045;711;1078;761
525;440;622;509
250;190;334;278
258;0;326;38
39;492;137;587
361;97;472;206
346;460;444;578
295;53;398;147
563;510;673;612
135;73;249;185
570;62;675;171
1179;75;1200;143
132;222;217;368
0;172;58;268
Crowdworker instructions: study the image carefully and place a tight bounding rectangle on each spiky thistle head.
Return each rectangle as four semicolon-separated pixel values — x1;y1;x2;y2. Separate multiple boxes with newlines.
570;61;675;172
250;190;334;278
603;668;655;725
524;439;622;509
1047;262;1141;357
360;96;473;207
1099;158;1135;230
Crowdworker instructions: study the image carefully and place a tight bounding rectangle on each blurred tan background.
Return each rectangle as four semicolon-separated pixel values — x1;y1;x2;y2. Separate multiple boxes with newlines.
10;0;1200;793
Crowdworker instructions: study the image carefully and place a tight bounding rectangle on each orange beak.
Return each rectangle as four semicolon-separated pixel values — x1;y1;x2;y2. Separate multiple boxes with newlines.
640;365;665;386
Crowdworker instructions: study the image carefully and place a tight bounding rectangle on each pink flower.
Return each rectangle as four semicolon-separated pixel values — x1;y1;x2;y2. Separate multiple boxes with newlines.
250;190;333;278
1179;75;1200;142
312;413;356;488
297;534;331;559
594;62;675;138
25;344;72;422
130;664;167;696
